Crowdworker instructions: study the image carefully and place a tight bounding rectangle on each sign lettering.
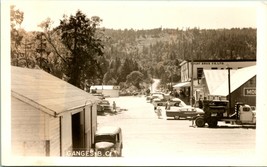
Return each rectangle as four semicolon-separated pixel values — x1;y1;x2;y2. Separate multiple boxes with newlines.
244;87;256;96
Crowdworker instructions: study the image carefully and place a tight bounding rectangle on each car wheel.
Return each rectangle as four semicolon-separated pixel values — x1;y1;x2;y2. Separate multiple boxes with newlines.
174;116;180;120
195;117;205;127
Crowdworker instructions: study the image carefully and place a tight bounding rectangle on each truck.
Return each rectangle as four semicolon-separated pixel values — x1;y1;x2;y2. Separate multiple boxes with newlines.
93;126;123;157
194;99;256;128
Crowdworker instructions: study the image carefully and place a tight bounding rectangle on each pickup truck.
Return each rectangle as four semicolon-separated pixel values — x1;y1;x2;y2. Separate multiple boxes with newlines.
165;99;204;120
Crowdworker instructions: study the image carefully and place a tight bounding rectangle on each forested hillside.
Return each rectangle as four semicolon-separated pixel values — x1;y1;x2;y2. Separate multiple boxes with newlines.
102;27;256;87
11;6;256;93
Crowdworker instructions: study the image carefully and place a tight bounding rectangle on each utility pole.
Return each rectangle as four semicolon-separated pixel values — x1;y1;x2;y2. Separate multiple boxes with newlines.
227;67;232;118
170;70;173;91
190;54;194;106
190;36;194;107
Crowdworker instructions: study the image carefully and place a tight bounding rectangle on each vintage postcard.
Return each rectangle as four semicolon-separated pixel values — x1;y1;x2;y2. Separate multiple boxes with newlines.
1;0;267;166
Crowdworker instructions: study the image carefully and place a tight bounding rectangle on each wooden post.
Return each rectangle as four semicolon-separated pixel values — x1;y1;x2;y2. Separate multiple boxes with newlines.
227;67;231;118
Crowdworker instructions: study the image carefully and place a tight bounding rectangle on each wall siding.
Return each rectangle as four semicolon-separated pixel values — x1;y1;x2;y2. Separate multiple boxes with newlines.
61;112;72;156
48;115;60;156
12;96;98;157
11;96;46;156
84;104;97;150
231;76;256;108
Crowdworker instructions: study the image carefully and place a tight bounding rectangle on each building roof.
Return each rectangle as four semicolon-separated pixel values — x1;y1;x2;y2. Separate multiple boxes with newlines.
180;59;256;66
95;126;121;136
173;82;191;88
11;66;99;116
209;65;256;96
203;69;237;95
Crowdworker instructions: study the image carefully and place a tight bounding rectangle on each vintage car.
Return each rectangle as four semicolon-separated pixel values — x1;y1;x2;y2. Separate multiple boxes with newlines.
97;100;112;115
93;126;123;157
152;97;167;110
146;92;164;103
165;99;204;120
92;93;105;100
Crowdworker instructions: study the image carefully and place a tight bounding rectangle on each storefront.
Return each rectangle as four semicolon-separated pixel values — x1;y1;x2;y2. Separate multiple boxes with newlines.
202;65;256;110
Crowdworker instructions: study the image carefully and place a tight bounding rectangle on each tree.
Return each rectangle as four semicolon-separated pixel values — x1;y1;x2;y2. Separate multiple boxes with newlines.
10;5;24;45
10;5;24;65
118;57;132;83
57;10;104;88
126;71;144;89
38;18;71;79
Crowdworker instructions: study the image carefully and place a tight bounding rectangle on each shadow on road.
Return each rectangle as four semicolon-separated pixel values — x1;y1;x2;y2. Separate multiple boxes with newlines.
192;125;256;129
98;108;128;116
166;118;194;121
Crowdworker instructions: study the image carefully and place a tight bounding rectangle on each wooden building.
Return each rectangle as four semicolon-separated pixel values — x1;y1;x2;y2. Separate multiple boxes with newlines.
202;65;256;110
11;66;99;156
180;59;256;83
174;59;256;105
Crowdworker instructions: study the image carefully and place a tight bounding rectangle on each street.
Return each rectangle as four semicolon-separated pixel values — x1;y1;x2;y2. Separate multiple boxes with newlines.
97;95;256;165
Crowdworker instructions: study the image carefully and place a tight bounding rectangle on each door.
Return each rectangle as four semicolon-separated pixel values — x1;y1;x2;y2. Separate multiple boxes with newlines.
71;112;84;151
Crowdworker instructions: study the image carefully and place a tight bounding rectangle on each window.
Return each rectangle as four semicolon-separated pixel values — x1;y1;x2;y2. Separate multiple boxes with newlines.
116;134;120;142
211;67;218;70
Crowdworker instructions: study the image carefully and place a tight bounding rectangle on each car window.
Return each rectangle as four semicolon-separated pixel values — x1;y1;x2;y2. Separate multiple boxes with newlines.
242;107;251;112
116;134;120;142
95;135;116;143
179;101;187;107
100;100;109;104
174;102;180;106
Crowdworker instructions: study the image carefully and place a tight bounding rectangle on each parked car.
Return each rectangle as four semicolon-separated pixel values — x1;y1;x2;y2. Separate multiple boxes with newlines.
146;92;164;103
152;97;167;110
92;93;105;100
165;98;204;120
97;99;112;115
93;126;123;157
165;98;185;109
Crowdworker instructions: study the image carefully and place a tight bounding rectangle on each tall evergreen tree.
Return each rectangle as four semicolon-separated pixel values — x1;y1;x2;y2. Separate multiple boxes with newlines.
57;10;104;88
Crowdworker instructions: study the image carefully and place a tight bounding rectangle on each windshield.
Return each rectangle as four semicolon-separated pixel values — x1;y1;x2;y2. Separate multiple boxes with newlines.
95;135;115;143
180;101;187;107
173;101;187;107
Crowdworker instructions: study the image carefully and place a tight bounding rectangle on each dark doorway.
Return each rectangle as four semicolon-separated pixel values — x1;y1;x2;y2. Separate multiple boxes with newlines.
72;112;82;151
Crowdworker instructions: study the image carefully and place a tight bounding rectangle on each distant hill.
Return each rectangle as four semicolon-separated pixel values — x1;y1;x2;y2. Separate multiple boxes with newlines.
102;27;256;81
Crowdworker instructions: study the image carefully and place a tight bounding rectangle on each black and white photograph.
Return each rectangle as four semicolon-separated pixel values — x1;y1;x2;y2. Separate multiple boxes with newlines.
1;0;267;166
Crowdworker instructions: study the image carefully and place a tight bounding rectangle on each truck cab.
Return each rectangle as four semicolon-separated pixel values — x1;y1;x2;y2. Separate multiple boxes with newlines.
194;100;256;128
239;104;256;124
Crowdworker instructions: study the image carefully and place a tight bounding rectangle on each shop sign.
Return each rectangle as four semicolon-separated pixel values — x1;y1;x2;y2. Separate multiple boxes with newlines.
244;87;256;96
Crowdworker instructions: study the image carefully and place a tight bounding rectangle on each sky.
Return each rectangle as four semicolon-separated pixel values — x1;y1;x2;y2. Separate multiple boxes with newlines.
9;0;258;32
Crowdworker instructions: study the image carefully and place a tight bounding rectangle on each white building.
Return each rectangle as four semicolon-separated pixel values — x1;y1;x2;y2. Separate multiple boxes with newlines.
173;59;256;105
180;59;256;83
90;85;120;97
11;66;99;156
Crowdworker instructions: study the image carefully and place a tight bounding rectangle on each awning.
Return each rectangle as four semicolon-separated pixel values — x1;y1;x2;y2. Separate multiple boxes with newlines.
212;65;256;96
173;82;191;88
203;69;236;95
